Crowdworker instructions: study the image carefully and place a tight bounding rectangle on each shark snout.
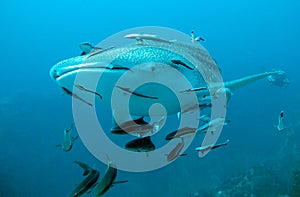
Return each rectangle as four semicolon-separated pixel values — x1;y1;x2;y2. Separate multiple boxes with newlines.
49;66;59;80
49;56;87;80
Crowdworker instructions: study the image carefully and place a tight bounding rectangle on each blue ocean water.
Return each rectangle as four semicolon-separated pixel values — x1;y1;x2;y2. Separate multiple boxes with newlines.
1;0;300;196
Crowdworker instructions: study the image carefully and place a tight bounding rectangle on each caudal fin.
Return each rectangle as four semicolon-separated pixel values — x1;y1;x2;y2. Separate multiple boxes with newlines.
224;70;284;92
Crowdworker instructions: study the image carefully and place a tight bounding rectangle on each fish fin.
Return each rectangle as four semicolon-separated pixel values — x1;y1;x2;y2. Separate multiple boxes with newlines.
65;127;72;133
79;42;95;55
79;42;102;55
177;112;181;119
280;111;284;118
105;154;116;168
195;36;205;42
63;145;72;152
107;63;113;69
165;130;176;141
134;116;147;125
179;153;188;157
224;120;231;125
225;139;230;144
113;180;128;184
82;169;91;176
74;161;90;171
72;135;79;142
144;136;153;143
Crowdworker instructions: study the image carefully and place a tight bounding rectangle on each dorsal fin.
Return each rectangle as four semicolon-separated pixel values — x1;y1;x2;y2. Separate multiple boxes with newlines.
82;169;91;176
74;161;93;176
72;135;79;142
134;116;148;125
79;42;102;56
74;161;90;170
80;42;94;55
64;126;72;133
280;111;284;118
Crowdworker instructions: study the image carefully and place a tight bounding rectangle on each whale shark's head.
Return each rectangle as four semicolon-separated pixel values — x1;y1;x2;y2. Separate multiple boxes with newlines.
49;55;115;100
50;56;90;95
50;56;86;80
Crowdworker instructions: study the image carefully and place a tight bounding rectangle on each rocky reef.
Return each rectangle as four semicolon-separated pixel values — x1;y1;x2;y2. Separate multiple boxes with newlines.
290;163;300;197
206;165;288;197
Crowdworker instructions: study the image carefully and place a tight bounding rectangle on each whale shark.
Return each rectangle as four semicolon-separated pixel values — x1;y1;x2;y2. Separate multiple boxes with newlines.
50;34;282;121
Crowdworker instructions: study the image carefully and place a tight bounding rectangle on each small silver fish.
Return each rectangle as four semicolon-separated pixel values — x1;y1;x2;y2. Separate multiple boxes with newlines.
125;136;155;152
124;33;176;43
69;161;100;197
111;116;164;137
166;138;187;162
95;162;127;196
197;117;230;134
275;110;285;131
165;127;196;141
56;125;78;152
195;139;229;156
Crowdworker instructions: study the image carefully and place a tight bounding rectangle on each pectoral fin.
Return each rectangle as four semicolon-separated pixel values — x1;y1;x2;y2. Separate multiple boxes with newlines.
82;169;91;176
74;161;91;174
72;135;79;142
224;120;231;125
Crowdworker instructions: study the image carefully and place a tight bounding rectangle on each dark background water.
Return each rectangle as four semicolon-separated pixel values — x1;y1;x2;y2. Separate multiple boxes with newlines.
1;0;300;196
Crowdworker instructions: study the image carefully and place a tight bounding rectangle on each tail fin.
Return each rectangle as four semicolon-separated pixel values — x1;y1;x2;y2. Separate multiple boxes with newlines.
74;161;91;176
224;70;283;92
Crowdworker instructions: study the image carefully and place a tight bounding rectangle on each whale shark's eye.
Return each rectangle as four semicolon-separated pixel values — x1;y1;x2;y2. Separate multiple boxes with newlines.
52;70;59;79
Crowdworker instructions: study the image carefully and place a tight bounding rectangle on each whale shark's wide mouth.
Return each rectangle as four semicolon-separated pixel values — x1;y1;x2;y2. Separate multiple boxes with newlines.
50;61;110;81
52;64;133;82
